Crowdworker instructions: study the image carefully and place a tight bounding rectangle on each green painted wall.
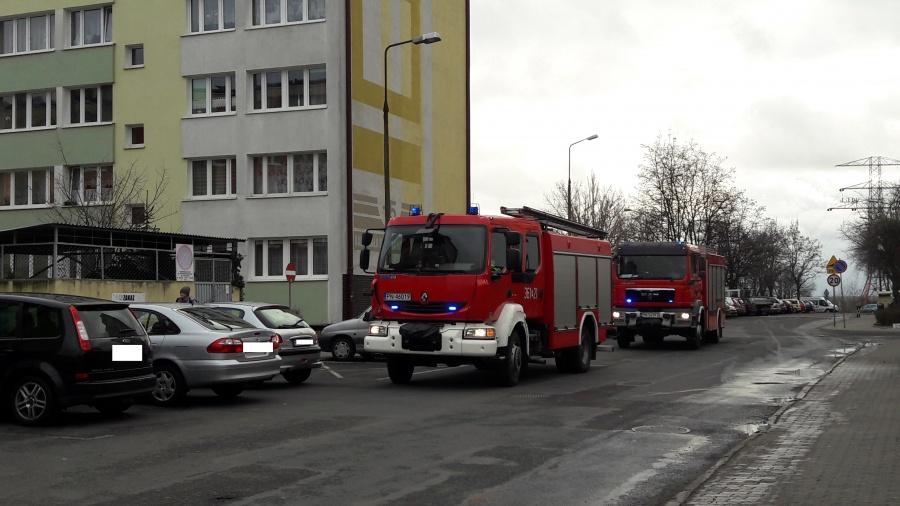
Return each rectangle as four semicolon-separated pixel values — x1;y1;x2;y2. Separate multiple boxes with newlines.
0;125;113;170
243;280;329;326
0;45;114;92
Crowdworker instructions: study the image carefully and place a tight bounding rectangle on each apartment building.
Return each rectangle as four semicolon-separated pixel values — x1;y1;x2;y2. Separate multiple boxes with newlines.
0;0;470;324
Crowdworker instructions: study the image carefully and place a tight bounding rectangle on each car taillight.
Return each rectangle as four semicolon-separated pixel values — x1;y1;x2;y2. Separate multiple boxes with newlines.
69;306;92;351
207;338;243;353
271;333;282;350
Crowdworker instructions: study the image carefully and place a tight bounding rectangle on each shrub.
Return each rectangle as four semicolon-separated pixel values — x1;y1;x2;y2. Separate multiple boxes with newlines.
874;304;900;326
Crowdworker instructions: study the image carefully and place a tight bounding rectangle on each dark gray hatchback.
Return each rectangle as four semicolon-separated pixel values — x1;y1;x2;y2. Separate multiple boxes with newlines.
0;293;155;426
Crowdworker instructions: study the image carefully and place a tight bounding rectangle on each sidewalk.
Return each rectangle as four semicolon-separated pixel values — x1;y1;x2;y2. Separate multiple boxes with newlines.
676;313;900;505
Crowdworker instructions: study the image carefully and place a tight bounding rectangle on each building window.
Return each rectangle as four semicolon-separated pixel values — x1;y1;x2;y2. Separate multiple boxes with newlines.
125;44;143;68
189;0;235;33
250;0;324;26
69;6;113;47
0;168;53;208
126;124;144;148
251;151;326;196
189;158;237;198
129;205;147;227
67;85;113;125
66;165;112;204
0;13;55;55
189;75;236;115
252;237;327;279
0;90;57;131
251;66;325;111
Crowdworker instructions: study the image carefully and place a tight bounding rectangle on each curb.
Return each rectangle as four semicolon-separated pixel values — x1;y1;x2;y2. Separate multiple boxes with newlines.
665;342;866;506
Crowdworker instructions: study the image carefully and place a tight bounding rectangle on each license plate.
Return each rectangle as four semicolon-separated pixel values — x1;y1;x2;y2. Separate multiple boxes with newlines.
384;293;411;301
293;338;314;346
112;344;142;362
243;342;273;353
641;312;660;318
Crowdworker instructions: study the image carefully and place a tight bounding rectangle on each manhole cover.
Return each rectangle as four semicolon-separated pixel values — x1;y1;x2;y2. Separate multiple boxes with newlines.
631;425;690;434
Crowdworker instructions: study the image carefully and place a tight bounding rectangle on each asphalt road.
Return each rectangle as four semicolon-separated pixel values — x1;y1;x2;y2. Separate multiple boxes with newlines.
0;313;871;506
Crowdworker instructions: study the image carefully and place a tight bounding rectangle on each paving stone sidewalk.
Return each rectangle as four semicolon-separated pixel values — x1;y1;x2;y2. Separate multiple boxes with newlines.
677;317;900;505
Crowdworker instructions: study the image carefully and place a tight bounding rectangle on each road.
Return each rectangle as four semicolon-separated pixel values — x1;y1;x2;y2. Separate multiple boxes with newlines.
0;313;869;505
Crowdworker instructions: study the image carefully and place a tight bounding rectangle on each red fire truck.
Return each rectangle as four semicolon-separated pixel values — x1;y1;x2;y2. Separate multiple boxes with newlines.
359;206;614;386
611;242;726;350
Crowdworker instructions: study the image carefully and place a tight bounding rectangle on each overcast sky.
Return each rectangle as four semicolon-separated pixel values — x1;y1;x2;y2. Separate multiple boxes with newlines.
467;0;900;297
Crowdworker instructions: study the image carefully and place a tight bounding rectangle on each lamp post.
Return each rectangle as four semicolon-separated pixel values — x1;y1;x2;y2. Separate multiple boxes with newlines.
383;32;441;226
567;134;598;221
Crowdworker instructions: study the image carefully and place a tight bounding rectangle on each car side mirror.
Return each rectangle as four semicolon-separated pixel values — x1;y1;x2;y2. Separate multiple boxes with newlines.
363;310;372;322
360;249;370;271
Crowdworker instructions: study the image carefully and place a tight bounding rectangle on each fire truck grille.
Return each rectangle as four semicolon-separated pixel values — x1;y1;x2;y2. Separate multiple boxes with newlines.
391;302;468;314
625;288;676;303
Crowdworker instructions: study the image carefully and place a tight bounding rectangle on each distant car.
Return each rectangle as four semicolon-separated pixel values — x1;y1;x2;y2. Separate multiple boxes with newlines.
787;299;803;313
859;303;878;314
130;303;282;405
0;293;156;426
725;297;738;317
319;307;372;361
750;297;775;315
803;300;814;313
205;302;322;384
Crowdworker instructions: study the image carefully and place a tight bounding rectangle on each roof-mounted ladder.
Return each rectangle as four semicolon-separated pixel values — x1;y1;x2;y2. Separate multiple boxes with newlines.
500;206;608;239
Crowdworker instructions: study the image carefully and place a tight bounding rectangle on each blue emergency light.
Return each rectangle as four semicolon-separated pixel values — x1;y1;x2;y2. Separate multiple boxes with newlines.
410;205;423;216
467;204;479;215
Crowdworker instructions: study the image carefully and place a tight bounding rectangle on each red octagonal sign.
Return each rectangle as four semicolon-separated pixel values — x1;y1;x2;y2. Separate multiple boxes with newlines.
285;262;296;283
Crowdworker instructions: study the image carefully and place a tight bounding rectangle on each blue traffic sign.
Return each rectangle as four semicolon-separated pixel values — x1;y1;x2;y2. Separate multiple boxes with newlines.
834;260;848;274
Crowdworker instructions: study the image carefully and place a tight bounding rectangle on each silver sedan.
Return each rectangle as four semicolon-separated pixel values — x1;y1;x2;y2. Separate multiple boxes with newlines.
131;303;282;405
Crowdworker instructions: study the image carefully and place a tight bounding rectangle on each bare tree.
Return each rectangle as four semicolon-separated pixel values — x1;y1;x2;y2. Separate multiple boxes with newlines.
842;183;900;303
45;161;176;230
543;172;633;244
782;220;823;298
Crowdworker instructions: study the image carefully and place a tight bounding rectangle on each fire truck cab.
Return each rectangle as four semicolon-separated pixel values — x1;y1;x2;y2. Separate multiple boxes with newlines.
359;206;613;386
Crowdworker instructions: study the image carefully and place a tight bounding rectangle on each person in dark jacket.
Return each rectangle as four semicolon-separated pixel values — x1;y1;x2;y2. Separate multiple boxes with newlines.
176;286;198;304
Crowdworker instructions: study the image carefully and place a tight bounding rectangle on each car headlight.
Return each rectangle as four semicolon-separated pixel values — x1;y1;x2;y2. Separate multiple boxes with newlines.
464;327;495;339
369;324;388;336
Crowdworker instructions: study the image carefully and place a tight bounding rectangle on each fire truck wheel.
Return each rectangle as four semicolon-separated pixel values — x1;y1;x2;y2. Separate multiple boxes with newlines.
706;313;722;344
688;324;703;350
497;332;523;387
386;356;415;384
557;329;592;373
616;330;632;349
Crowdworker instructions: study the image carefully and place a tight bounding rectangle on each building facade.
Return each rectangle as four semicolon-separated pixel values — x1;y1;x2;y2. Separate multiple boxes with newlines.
0;0;470;325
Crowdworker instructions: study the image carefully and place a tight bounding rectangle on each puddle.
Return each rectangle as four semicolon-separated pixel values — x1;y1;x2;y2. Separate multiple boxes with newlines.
774;368;824;380
734;423;770;435
631;425;691;434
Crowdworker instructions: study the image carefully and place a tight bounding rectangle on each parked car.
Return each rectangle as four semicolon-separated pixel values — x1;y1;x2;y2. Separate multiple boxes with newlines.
802;300;814;313
724;297;739;317
319;307;372;361
780;299;793;313
859;303;879;314
732;297;748;316
786;299;803;313
205;302;321;384
130;303;282;405
750;297;775;315
0;293;155;426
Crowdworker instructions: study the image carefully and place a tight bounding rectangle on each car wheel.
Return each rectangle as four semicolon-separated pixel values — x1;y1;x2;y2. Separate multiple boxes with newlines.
386;356;415;384
282;368;312;384
151;363;187;406
94;398;134;415
330;336;356;361
211;384;244;398
10;376;58;426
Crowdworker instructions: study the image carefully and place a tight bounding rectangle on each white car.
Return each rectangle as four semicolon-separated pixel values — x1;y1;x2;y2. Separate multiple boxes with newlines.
205;302;322;383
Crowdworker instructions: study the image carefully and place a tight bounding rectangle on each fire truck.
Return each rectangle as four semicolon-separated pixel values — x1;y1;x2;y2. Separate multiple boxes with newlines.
359;206;614;386
611;242;726;350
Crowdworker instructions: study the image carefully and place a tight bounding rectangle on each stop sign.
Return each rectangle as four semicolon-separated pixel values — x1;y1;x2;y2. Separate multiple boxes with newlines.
285;262;296;283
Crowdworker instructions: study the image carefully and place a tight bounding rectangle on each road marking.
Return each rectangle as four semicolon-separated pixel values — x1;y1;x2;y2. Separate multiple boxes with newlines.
321;364;343;379
377;364;462;381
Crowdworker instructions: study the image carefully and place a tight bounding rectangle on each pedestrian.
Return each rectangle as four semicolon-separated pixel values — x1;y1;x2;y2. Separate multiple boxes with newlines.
176;286;198;305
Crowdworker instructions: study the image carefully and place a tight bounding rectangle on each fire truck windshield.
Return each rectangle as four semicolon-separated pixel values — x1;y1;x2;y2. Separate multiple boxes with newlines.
616;255;687;280
378;224;487;274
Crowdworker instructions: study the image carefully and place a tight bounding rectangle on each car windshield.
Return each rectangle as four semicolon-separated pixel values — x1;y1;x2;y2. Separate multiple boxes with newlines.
255;307;308;329
377;224;487;275
181;307;256;331
616;255;687;280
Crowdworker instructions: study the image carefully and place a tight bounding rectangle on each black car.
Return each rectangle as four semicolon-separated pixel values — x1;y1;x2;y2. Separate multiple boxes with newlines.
0;293;155;426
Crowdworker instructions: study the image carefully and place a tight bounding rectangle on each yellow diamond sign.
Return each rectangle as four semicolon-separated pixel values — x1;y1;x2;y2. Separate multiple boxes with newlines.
826;255;838;274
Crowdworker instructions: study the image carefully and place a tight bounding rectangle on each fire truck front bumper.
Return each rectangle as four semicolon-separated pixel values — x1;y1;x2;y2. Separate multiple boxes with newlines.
364;322;500;357
612;309;694;329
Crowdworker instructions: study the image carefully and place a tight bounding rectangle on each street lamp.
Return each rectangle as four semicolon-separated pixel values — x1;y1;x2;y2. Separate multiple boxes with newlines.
567;134;598;221
383;31;441;225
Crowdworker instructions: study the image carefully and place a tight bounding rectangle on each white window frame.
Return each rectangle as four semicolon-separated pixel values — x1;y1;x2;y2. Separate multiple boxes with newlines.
189;158;237;199
125;44;143;68
251;237;328;281
0;90;57;131
250;0;325;27
188;74;236;116
66;85;113;126
250;66;326;112
125;124;144;148
250;151;326;197
0;168;53;208
188;0;235;34
66;165;113;205
68;6;113;48
0;12;55;56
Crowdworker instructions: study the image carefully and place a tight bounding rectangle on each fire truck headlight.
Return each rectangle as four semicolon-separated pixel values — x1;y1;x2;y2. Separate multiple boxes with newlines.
464;327;496;339
369;325;389;336
612;311;622;319
678;312;692;320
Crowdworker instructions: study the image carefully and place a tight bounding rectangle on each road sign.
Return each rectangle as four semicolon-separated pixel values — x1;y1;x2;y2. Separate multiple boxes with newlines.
834;259;848;274
285;262;296;283
827;274;841;287
826;255;838;274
